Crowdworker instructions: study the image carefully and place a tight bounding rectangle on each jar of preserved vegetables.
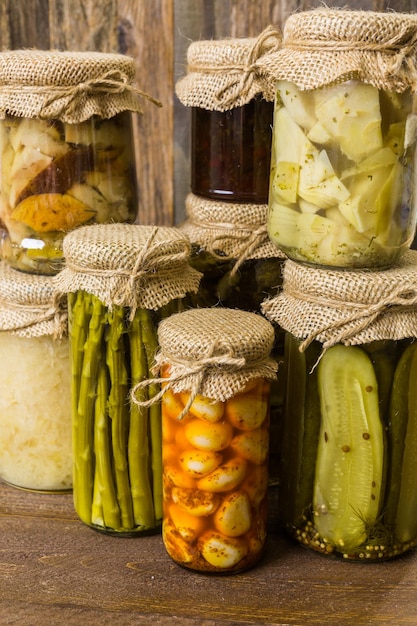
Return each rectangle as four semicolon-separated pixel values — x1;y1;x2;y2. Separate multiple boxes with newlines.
0;263;71;492
262;9;417;269
133;307;278;573
176;27;281;204
0;50;160;275
53;223;202;535
262;251;417;560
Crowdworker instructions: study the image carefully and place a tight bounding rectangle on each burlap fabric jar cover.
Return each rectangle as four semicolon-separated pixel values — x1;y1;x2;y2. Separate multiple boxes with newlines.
262;9;417;269
53;223;202;535
132;307;278;573
261;250;417;560
0;49;160;275
176;27;281;204
0;262;71;492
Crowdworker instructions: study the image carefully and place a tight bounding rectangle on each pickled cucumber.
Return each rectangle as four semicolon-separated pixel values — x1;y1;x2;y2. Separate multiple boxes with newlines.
313;345;384;552
385;342;417;544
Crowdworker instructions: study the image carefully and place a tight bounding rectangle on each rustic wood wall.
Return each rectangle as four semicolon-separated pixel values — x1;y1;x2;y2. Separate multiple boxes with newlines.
1;0;417;225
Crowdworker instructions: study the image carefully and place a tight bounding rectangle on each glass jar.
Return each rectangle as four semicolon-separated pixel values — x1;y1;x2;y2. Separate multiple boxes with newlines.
0;50;156;275
265;10;417;269
261;250;417;560
56;223;202;535
150;307;277;573
0;263;72;492
279;334;417;560
191;98;273;203
175;28;281;204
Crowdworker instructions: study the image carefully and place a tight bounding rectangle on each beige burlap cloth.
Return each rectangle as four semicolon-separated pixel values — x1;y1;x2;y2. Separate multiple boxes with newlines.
53;223;202;315
260;8;417;91
0;262;67;338
180;193;285;268
176;25;281;111
132;307;278;417
262;250;417;353
0;49;161;122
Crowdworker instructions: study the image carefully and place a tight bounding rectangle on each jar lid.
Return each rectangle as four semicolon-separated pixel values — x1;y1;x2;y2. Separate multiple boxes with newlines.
261;250;417;350
260;8;417;91
0;49;160;122
154;307;277;401
175;26;281;111
0;262;67;338
54;223;202;313
180;193;285;261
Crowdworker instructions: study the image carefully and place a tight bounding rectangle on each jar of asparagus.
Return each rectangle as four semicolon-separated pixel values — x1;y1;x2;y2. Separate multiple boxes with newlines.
262;251;417;560
133;307;277;572
0;263;71;491
53;223;202;535
176;27;280;204
0;50;160;275
262;9;417;268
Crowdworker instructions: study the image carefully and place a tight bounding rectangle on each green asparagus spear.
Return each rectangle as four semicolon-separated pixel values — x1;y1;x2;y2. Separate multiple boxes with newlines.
128;311;156;528
106;305;134;530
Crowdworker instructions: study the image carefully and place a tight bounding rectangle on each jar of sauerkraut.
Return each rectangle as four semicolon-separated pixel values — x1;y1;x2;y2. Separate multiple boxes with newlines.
0;263;71;491
263;9;417;269
262;251;417;560
0;50;159;275
133;307;278;573
175;28;280;204
54;223;202;535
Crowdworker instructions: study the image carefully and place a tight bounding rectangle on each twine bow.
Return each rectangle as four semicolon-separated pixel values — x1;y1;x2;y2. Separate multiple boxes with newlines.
290;284;417;354
2;68;162;118
0;293;68;339
131;342;248;420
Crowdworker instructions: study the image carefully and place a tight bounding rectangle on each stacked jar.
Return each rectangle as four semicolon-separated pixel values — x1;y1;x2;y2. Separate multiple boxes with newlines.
175;27;285;485
261;8;417;561
0;50;158;493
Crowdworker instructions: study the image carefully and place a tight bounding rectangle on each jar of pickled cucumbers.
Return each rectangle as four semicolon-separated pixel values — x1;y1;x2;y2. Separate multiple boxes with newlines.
133;307;278;572
0;263;71;492
0;50;160;275
53;223;202;535
262;9;417;268
262;251;417;560
176;27;280;203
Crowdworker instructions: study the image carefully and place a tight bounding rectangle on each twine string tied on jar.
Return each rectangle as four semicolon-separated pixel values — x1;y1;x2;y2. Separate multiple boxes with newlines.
132;342;261;421
0;293;68;338
6;68;163;118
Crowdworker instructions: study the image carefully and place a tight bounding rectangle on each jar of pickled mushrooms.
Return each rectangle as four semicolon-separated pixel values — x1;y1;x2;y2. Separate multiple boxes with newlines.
262;251;417;560
53;223;202;535
262;9;417;268
133;307;278;572
0;50;160;275
0;262;71;492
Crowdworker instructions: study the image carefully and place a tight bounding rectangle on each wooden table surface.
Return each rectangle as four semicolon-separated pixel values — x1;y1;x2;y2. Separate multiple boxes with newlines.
1;478;417;626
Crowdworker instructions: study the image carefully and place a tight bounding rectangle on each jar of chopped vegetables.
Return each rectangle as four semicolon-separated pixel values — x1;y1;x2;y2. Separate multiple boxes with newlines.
0;50;160;275
263;9;417;268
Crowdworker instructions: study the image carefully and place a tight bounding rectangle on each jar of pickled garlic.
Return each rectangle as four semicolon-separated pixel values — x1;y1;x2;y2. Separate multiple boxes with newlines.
0;263;71;491
0;50;159;275
262;9;417;269
54;223;202;535
262;251;417;560
133;307;278;572
175;27;280;204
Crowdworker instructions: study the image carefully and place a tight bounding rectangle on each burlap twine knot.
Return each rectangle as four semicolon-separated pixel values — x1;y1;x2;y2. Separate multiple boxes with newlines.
176;26;281;111
259;9;417;92
261;250;417;363
131;307;278;418
40;69;162;118
54;223;202;317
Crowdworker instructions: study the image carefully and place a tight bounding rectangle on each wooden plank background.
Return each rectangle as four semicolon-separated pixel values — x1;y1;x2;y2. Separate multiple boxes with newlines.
0;0;417;226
